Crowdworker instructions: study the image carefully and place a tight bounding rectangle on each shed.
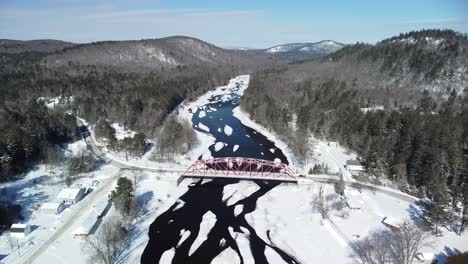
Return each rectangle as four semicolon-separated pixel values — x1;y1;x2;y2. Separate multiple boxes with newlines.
57;188;86;204
72;212;99;239
40;201;66;215
346;160;365;172
10;223;31;239
381;216;401;230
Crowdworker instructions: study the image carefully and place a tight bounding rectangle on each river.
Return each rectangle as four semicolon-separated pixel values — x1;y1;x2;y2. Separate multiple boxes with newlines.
141;75;299;264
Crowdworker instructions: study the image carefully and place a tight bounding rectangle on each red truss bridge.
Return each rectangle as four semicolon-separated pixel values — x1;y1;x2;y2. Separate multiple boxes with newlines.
178;157;298;185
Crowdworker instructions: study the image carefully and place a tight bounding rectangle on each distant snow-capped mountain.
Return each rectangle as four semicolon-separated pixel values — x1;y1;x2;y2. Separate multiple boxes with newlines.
265;43;310;53
262;40;345;61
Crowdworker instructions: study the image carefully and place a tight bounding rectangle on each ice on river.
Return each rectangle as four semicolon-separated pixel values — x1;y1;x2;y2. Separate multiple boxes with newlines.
270;148;275;153
199;111;206;118
214;142;225;152
223;182;260;206
189;211;217;255
224;125;233;136
198;122;210;132
234;204;244;217
233;145;239;152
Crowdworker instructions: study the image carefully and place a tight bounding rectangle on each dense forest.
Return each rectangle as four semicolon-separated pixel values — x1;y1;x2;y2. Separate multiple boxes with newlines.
241;29;468;231
0;37;266;179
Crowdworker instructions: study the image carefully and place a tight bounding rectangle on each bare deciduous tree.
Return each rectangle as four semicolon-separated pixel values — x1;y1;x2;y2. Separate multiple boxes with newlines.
312;187;329;219
82;218;129;264
349;234;387;264
349;221;432;264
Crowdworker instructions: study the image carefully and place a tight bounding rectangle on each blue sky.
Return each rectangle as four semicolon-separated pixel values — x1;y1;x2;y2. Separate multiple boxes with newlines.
1;0;466;48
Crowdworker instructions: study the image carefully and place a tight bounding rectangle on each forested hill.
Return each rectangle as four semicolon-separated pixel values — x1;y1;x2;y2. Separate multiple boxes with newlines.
43;36;271;72
0;36;272;178
240;29;468;202
0;39;77;53
266;29;467;100
328;29;467;91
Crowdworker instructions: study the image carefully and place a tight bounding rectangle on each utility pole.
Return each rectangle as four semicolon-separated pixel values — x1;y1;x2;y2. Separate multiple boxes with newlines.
17;239;20;256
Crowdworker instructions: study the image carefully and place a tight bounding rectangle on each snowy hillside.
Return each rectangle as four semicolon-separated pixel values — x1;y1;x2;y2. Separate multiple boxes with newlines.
262;40;345;61
265;43;310;53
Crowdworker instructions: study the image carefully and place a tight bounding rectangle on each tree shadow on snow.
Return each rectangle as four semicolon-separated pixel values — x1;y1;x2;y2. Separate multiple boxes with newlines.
435;246;461;263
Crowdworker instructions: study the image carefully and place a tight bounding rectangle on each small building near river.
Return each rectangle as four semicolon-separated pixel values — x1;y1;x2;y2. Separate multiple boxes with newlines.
345;160;365;173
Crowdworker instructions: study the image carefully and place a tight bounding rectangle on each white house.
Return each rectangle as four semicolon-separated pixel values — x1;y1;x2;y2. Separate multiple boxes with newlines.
40;201;66;215
57;188;86;204
10;223;31;239
346;160;365;172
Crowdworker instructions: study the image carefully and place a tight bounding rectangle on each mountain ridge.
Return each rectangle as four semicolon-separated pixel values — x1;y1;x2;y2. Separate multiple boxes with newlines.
255;40;346;61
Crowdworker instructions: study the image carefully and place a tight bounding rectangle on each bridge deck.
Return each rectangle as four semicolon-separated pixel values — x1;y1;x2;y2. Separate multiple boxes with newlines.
180;171;297;183
178;157;298;186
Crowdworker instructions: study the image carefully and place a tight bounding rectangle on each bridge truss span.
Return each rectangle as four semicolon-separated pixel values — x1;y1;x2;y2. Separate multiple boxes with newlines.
178;157;297;185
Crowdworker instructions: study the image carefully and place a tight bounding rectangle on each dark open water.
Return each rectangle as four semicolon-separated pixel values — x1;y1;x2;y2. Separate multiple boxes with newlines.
141;77;299;264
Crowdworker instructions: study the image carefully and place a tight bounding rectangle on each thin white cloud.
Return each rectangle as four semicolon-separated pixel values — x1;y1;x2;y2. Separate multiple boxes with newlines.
82;8;214;19
388;17;468;26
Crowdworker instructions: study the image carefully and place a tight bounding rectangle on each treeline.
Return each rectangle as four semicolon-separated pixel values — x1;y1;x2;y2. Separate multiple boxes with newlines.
154;116;196;161
329;29;467;81
242;68;468;230
0;41;248;169
95;119;147;157
0;99;77;179
243;74;466;193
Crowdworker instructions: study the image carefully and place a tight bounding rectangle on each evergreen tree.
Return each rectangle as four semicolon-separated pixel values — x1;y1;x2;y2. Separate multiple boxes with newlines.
111;177;135;217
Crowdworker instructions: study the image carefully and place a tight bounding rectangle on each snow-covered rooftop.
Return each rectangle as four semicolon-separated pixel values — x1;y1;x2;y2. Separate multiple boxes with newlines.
11;223;28;229
40;202;63;210
57;188;84;200
72;212;99;235
381;216;402;228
